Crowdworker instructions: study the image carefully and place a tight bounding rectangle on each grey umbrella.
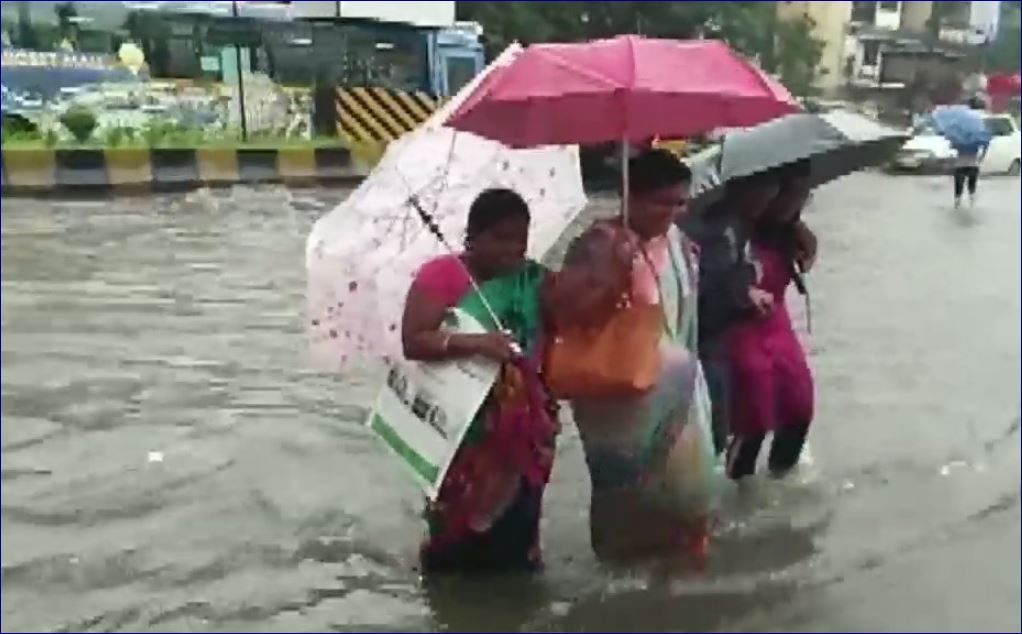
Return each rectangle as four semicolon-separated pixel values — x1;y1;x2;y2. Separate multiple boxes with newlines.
687;110;908;209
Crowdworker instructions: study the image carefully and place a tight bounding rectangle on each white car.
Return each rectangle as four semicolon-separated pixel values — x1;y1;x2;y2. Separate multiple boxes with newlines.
893;113;1021;175
983;114;1022;175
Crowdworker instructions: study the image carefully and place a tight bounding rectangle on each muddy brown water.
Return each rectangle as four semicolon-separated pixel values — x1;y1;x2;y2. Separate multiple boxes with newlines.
2;174;1019;632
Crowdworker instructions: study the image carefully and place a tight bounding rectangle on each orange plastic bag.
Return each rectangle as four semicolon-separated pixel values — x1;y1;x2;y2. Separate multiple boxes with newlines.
544;301;663;399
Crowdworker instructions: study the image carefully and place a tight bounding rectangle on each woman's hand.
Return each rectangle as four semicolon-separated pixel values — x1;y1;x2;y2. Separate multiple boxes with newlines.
792;220;818;272
403;278;522;363
462;332;520;363
748;287;775;317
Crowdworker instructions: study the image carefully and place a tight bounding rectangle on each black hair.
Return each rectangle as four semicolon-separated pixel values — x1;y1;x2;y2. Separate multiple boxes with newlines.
466;188;530;239
627;148;692;196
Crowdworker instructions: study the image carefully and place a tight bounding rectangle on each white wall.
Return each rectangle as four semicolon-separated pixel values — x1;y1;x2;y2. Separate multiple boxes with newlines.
339;1;454;27
874;1;903;30
969;0;1001;43
290;1;454;27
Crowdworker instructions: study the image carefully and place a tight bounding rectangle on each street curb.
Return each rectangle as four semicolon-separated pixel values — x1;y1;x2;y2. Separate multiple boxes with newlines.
0;146;368;196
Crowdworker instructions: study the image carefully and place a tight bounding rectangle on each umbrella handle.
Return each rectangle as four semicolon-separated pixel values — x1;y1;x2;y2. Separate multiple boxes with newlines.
793;261;812;335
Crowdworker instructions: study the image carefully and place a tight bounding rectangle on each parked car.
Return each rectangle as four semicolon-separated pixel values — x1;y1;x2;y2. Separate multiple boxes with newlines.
892;113;1022;175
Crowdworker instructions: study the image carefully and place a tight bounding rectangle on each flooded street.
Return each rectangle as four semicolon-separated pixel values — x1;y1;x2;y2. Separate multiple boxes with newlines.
2;173;1020;632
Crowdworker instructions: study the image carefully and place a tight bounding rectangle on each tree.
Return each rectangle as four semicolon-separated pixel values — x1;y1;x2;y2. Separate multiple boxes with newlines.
985;0;1022;72
456;2;767;56
455;2;823;94
772;15;825;97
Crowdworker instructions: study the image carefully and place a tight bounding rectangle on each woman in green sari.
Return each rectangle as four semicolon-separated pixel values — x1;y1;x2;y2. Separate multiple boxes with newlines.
554;150;718;562
401;188;558;573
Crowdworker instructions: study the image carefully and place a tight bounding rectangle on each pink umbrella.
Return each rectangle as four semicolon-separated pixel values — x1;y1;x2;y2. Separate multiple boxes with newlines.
446;35;800;148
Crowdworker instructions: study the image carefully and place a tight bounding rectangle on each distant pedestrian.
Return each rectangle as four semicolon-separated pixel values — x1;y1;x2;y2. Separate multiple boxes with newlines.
952;150;984;209
953;97;990;210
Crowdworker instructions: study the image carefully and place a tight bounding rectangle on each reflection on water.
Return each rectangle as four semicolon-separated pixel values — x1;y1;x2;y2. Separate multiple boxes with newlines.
2;175;1020;632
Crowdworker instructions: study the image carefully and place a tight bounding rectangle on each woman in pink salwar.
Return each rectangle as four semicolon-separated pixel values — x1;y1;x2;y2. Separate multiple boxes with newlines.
723;161;816;480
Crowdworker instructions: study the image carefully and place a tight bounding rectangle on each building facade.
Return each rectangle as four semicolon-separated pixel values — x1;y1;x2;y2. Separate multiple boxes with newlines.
777;1;998;97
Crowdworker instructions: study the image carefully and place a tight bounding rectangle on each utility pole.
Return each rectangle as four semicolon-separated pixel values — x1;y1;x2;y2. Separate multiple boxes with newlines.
232;0;248;141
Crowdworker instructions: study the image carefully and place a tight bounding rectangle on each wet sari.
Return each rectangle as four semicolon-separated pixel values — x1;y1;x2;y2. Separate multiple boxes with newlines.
569;225;718;560
411;255;557;573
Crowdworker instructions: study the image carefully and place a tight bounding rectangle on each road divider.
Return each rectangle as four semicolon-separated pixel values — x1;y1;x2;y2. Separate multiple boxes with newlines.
1;146;367;196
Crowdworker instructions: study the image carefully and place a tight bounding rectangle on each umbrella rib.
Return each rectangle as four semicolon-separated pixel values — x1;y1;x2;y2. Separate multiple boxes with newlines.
435;133;459;216
529;46;624;89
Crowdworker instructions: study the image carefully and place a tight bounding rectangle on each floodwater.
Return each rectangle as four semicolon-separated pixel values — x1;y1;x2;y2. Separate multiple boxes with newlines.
2;174;1020;632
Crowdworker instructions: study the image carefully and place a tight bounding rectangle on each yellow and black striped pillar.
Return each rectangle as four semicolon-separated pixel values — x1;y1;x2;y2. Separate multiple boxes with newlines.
335;87;441;164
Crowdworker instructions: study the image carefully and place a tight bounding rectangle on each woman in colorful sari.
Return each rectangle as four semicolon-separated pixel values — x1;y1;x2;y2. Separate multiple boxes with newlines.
551;150;718;562
401;188;558;574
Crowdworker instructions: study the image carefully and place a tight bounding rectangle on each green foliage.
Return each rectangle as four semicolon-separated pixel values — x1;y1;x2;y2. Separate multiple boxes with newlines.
103;126;137;147
1;114;39;140
141;118;196;147
985;1;1021;73
59;107;98;143
458;2;712;55
455;1;824;97
773;16;825;97
1;127;40;145
5;112;388;151
140;119;225;147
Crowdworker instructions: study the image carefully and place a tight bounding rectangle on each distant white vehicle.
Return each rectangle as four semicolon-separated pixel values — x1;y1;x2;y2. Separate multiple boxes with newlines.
982;114;1022;175
893;113;1021;175
892;125;956;172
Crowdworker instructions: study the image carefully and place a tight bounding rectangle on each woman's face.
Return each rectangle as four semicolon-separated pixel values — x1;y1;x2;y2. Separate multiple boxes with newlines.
628;182;689;240
467;214;529;278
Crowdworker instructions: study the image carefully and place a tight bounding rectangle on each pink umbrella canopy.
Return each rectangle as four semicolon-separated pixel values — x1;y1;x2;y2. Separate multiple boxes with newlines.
446;35;800;147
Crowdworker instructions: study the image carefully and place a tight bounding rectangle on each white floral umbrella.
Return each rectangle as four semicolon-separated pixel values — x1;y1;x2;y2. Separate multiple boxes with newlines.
305;45;588;372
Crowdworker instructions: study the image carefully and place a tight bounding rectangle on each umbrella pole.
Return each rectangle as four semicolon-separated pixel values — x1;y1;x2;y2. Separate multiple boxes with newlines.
622;139;630;227
407;194;511;345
